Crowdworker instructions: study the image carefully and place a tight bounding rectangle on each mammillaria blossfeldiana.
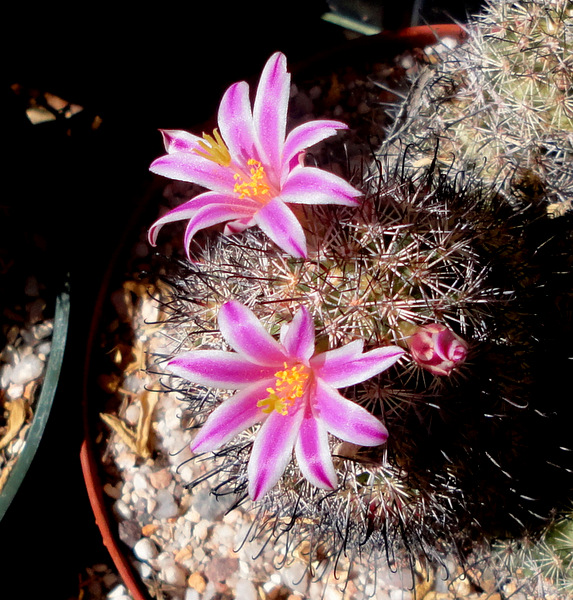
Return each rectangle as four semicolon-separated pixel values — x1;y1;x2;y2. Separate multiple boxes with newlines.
148;51;361;258
167;301;404;500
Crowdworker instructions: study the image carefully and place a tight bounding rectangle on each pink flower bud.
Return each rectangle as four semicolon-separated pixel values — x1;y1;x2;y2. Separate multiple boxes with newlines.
407;323;467;376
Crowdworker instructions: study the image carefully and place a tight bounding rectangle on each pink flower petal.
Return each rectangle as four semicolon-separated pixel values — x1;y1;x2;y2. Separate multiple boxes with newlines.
182;202;255;256
312;345;404;389
280;306;315;362
308;339;364;376
160;129;204;154
247;406;304;500
295;401;337;489
148;192;256;246
218;301;287;366
253;52;290;176
314;379;388;446
168;350;276;389
281;167;362;206
253;197;307;258
218;81;258;164
190;379;273;453
282;120;349;178
150;152;236;193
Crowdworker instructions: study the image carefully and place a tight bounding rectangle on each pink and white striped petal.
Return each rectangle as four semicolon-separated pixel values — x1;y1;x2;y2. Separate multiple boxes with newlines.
247;406;304;500
312;345;404;389
148;192;256;246
218;81;257;164
254;197;307;258
218;301;287;367
168;351;276;389
159;129;204;154
295;402;338;490
150;152;237;193
281;167;362;206
314;379;389;446
282;120;349;179
280;306;315;363
253;52;290;177
190;379;273;453
309;339;364;378
182;202;255;255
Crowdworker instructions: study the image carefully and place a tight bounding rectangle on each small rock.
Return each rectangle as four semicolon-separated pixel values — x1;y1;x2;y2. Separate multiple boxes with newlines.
153;488;178;519
162;562;187;587
149;468;172;490
107;583;131;600
113;499;133;520
205;557;239;585
124;403;140;425
10;354;44;385
133;472;149;491
119;520;142;547
188;572;207;593
235;578;258;600
133;538;159;561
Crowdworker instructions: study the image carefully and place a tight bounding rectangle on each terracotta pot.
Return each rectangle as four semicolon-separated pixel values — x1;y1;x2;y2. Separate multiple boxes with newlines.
80;23;466;600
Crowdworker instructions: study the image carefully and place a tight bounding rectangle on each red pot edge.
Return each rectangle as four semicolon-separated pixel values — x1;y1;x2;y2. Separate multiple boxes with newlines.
380;23;467;45
80;440;151;600
79;22;466;600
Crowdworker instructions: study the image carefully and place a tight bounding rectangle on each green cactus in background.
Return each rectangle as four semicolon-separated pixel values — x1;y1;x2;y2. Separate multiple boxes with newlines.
379;0;573;217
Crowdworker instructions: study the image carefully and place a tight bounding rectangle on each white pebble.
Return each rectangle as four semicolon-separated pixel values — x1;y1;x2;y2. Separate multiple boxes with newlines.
133;472;149;491
235;578;258;600
153;488;178;519
113;499;133;520
162;563;187;587
124;403;141;425
36;341;51;359
138;562;153;579
107;583;131;599
7;383;24;400
10;354;44;385
133;538;158;561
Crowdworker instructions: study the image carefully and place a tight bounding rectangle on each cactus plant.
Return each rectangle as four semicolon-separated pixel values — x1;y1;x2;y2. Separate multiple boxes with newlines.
378;0;573;217
141;20;573;596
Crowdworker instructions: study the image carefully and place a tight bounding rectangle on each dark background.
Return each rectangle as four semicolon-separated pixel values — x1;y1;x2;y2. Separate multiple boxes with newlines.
2;1;484;597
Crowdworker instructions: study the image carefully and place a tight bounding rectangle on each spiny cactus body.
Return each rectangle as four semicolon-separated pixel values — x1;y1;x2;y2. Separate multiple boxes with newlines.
153;156;572;578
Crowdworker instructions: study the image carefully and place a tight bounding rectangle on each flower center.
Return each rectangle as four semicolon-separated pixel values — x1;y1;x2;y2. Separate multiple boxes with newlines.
233;159;271;201
193;129;231;167
258;363;310;416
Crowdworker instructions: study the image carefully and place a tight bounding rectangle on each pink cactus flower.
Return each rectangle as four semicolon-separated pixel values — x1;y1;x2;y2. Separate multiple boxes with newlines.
167;301;404;500
148;52;361;259
407;323;467;376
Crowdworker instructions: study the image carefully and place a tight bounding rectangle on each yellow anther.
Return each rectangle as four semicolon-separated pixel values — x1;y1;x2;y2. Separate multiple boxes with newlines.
233;159;271;200
257;363;310;416
193;129;231;167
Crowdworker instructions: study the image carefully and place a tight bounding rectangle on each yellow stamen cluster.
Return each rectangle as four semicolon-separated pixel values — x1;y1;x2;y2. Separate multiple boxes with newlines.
193;129;231;167
234;159;271;200
258;363;309;416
